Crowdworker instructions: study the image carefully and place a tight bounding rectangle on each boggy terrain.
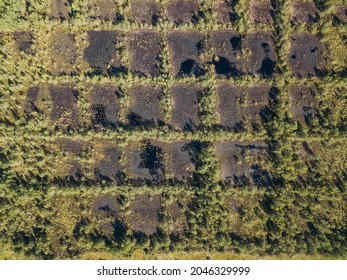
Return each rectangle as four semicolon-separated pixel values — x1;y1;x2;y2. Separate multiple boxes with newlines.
0;0;346;260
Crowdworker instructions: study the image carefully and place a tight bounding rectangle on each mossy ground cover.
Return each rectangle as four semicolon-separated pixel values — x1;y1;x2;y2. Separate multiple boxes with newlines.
0;0;346;260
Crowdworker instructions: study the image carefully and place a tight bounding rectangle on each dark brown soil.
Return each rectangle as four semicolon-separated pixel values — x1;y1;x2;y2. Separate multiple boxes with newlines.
128;30;162;77
50;0;69;20
216;141;269;186
245;32;277;77
170;83;201;130
246;84;270;117
93;194;122;218
96;147;123;180
208;30;243;77
291;2;319;24
49;84;79;128
84;31;122;74
90;84;120;128
167;141;196;180
288;33;324;78
89;0;117;22
13;31;35;55
216;83;242;129
288;85;318;125
167;31;205;77
50;31;77;75
250;1;274;24
127;193;162;235
129;0;160;25
333;5;347;25
166;0;199;24
214;0;236;24
126;141;165;181
24;86;40;113
128;84;164;126
216;83;270;130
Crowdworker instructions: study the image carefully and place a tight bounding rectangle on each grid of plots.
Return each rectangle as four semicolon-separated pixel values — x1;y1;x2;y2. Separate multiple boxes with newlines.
0;0;346;258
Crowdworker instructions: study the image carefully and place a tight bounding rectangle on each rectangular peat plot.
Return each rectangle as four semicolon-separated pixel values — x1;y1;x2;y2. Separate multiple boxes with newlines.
124;141;165;183
216;83;270;132
13;31;35;55
166;0;200;25
128;30;162;77
249;1;274;25
244;84;271;131
167;31;205;77
23;86;45;115
49;30;77;75
288;33;325;78
23;84;80;130
215;141;272;186
92;141;124;184
126;192;163;236
214;0;236;24
84;30;123;75
208;30;244;78
169;83;202;130
50;0;70;20
89;83;121;129
49;84;79;130
51;137;91;182
127;84;164;127
216;83;243;130
290;2;319;25
129;0;161;25
166;141;200;181
288;85;319;128
88;0;118;23
92;193;124;239
244;32;277;78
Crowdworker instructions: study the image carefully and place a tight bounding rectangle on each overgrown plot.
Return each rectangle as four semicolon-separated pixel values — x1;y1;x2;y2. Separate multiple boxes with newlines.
215;141;271;186
288;85;318;127
49;30;77;75
50;0;70;20
53;138;89;181
88;0;117;22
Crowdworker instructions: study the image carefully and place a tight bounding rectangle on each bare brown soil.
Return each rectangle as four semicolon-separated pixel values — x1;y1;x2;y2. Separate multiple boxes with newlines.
170;83;201;130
